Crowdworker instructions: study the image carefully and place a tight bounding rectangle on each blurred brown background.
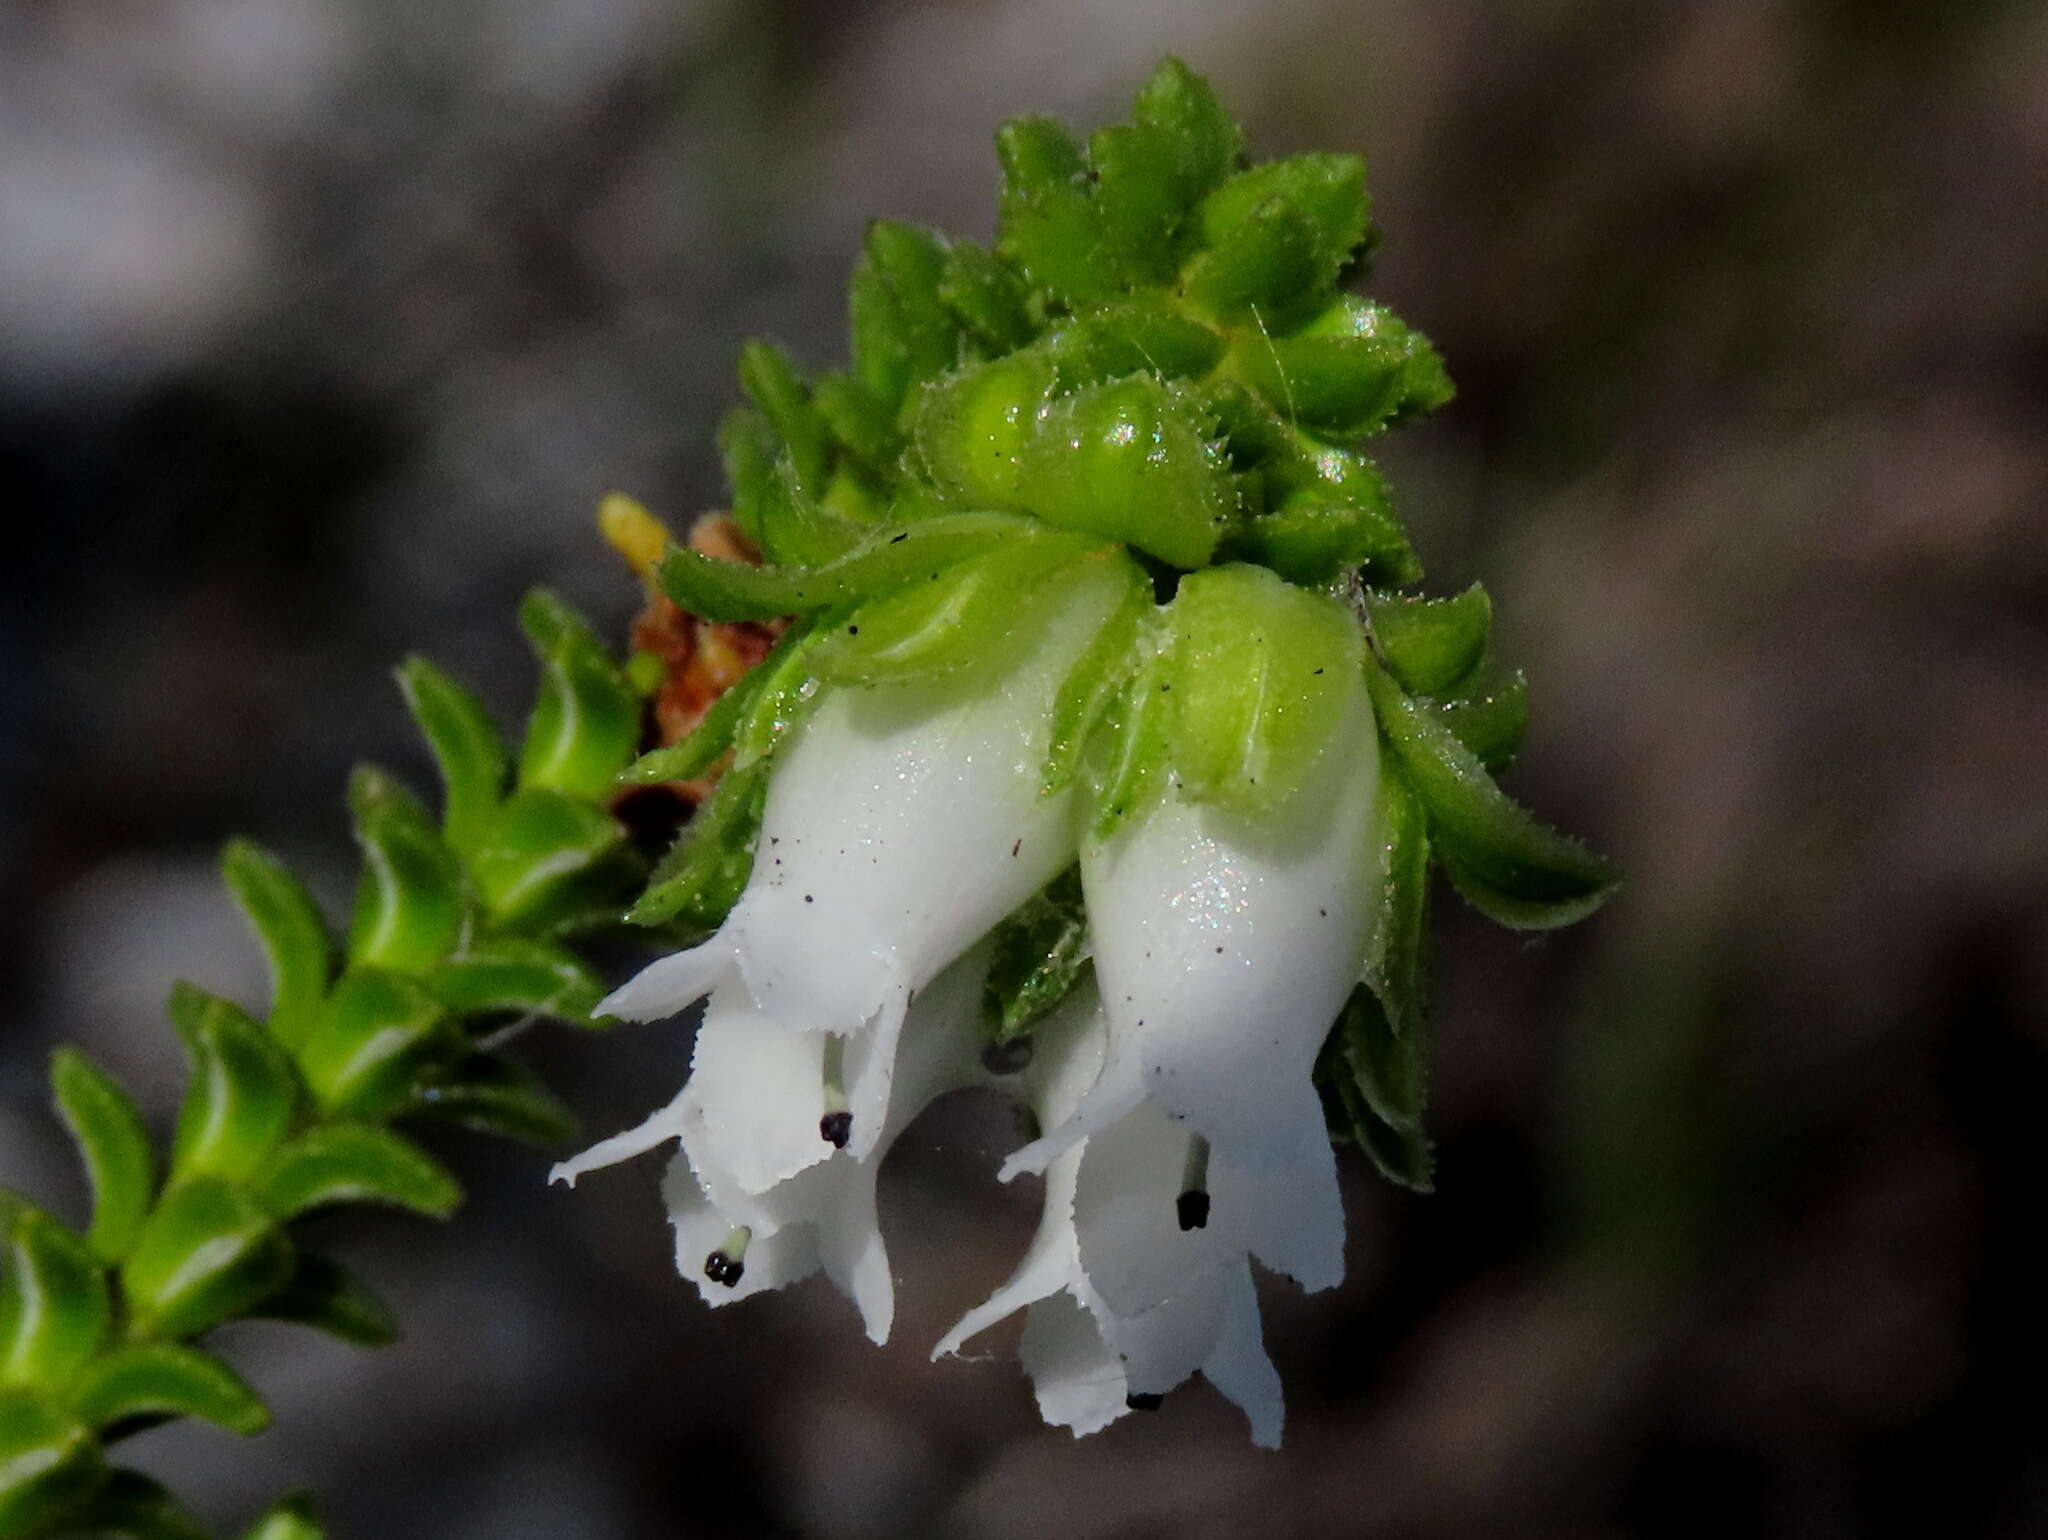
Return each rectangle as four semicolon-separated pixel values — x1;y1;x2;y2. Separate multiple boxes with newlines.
3;1;2046;1535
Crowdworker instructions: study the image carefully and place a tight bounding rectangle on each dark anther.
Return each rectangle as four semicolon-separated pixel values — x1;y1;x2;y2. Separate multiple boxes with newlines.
819;1110;853;1148
1176;1191;1211;1231
1125;1392;1165;1412
981;1035;1034;1076
705;1251;745;1287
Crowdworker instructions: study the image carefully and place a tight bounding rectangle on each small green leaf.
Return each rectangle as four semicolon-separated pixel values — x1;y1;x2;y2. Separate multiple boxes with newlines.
429;938;606;1027
257;1126;460;1222
70;1344;268;1437
1089;119;1187;285
65;1469;212;1540
468;788;636;937
1181;200;1322;327
910;349;1058;512
344;768;464;975
629;758;766;932
811;370;901;472
1;1207;110;1391
165;984;299;1187
1434;670;1529;773
1164;565;1363;814
49;1050;154;1265
937;240;1034;355
1296;295;1453;425
1043;559;1153;793
1052;299;1224;385
849;220;957;414
1336;984;1427;1134
1369;585;1492;697
1222;492;1418;588
619;661;767;789
1364;658;1617;929
995;116;1113;308
409;1055;578;1147
219;841;331;1051
719;406;783;554
242;1493;324;1540
0;1393;105;1539
516;590;640;802
121;1179;293;1342
246;1255;395;1348
1362;767;1431;1033
1128;58;1241;212
737;340;831;493
296;970;453;1122
395;657;508;858
1196;153;1370;294
982;868;1090;1043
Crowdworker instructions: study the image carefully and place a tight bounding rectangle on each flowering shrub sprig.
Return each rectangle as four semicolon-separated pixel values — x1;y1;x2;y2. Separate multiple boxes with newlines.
0;600;653;1537
564;58;1615;1447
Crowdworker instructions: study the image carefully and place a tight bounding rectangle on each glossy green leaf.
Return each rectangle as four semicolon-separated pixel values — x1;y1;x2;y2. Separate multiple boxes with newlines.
1221;492;1417;588
516;590;640;802
409;1055;578;1147
1434;670;1529;773
429;938;606;1027
1196;152;1369;294
70;1344;268;1437
982;867;1090;1043
66;1469;212;1540
0;1207;109;1391
49;1050;154;1265
1052;299;1224;385
1364;658;1617;929
1127;58;1241;212
121;1179;292;1342
1043;558;1153;793
849;220;957;414
1164;565;1362;814
628;758;765;932
1297;295;1453;425
258;1125;459;1222
395;656;508;857
165;984;298;1187
246;1255;395;1347
737;340;831;493
296;970;452;1122
937;240;1034;355
242;1493;324;1540
1369;584;1492;697
219;841;331;1051
1181;199;1322;327
0;1393;105;1539
911;349;1057;512
468;788;635;938
996;116;1114;308
344;768;464;975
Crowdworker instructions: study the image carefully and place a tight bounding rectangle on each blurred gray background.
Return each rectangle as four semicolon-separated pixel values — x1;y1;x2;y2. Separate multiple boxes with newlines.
4;1;2046;1535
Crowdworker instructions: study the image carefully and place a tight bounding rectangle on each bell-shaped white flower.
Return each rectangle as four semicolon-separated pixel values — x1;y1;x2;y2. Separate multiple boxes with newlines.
595;561;1130;1189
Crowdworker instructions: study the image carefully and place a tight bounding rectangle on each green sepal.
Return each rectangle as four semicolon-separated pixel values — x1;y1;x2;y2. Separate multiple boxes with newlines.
937;240;1035;355
165;983;299;1187
628;758;766;932
619;652;769;787
296;970;454;1122
1085;645;1174;839
69;1344;268;1438
719;406;782;554
1088;118;1190;285
64;1469;212;1540
1317;1020;1434;1194
910;349;1056;512
1043;559;1153;793
344;768;465;975
219;841;331;1051
1020;374;1233;568
982;868;1090;1043
1051;299;1223;386
429;938;607;1027
121;1179;293;1342
728;611;844;771
49;1050;154;1265
1364;657;1617;929
1130;57;1241;200
0;1392;105;1537
257;1125;459;1222
242;1493;324;1540
408;1054;579;1147
1296;296;1453;425
1369;584;1492;697
468;788;635;938
849;220;957;414
657;512;1038;623
246;1255;395;1348
1434;670;1529;773
811;370;902;472
1362;766;1431;1033
1164;564;1362;814
395;657;508;858
996;116;1115;309
1181;198;1323;328
515;590;640;802
737;340;831;493
1336;984;1429;1136
1223;492;1418;587
1;1206;110;1391
1196;152;1369;294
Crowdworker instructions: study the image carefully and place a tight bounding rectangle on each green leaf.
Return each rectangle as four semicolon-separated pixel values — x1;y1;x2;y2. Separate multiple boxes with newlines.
1316;1032;1434;1194
395;657;508;858
1085;645;1174;839
1223;492;1418;588
344;768;464;975
719;406;782;554
811;370;902;472
468;787;635;937
516;590;640;802
1196;152;1370;294
1362;767;1431;1033
982;868;1090;1043
1364;658;1617;929
1019;374;1234;568
1336;983;1426;1134
937;240;1034;355
1089;119;1188;285
246;1255;395;1348
619;658;767;788
628;758;766;932
1164;565;1363;814
1181;199;1322;327
49;1050;154;1265
65;1469;212;1540
242;1493;324;1540
849;220;957;414
0;1393;105;1539
257;1125;459;1222
995;116;1114;309
296;970;453;1122
1043;559;1153;793
165;984;299;1187
121;1179;293;1342
1127;58;1241;212
219;841;331;1051
429;938;606;1027
1369;585;1492;697
1052;298;1224;385
1434;670;1528;773
910;349;1057;512
737;340;831;493
408;1055;578;1147
70;1344;268;1437
1;1207;110;1391
1296;295;1453;425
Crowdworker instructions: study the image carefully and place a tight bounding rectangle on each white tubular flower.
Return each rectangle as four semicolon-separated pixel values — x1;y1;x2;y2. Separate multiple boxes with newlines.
594;559;1129;1188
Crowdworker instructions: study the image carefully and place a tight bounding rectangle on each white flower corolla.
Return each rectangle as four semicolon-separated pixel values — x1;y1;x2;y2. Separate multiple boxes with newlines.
552;945;992;1344
998;669;1382;1306
594;560;1130;1189
936;976;1290;1446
